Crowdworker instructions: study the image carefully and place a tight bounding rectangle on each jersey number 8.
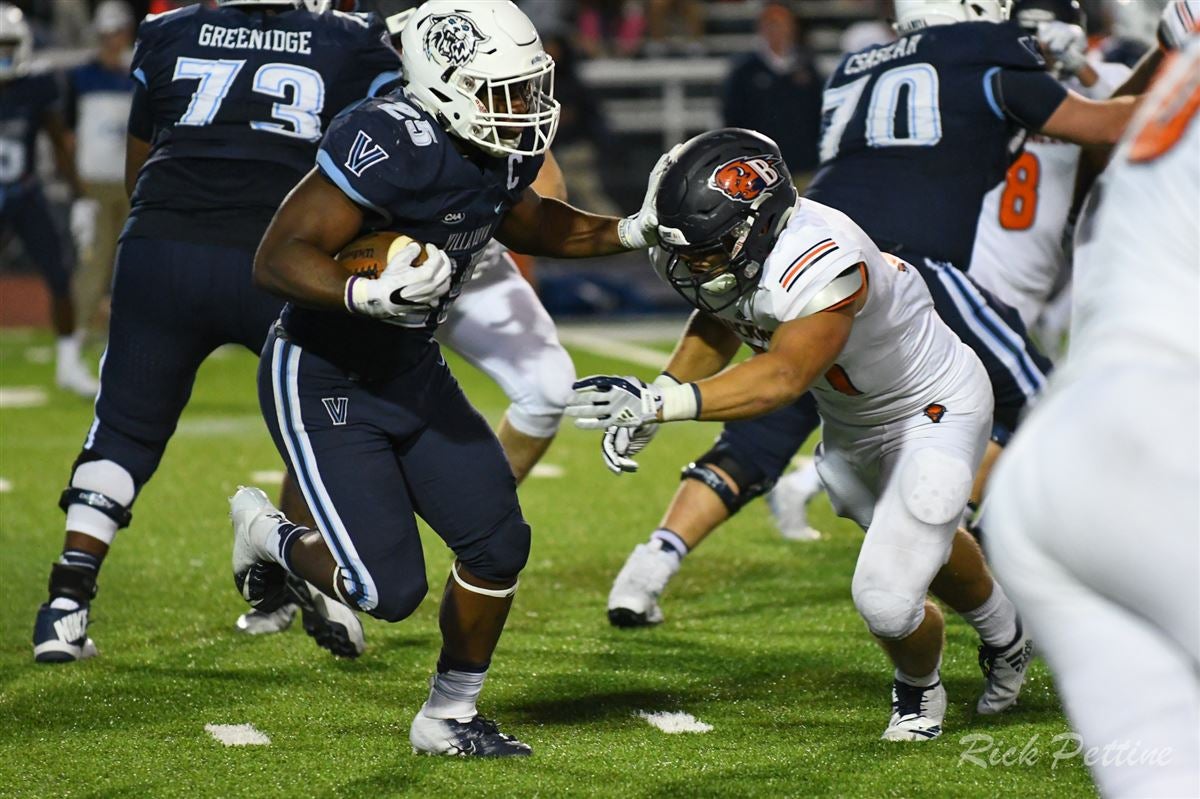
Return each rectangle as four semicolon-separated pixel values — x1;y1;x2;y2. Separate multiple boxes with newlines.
998;151;1040;231
172;56;325;141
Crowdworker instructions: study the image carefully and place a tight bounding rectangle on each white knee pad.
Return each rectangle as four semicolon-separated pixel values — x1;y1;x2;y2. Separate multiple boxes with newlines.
64;459;136;545
852;578;926;640
899;447;974;526
503;343;576;439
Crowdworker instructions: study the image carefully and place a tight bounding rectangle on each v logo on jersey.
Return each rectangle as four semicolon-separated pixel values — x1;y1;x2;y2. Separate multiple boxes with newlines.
322;397;349;426
345;130;389;177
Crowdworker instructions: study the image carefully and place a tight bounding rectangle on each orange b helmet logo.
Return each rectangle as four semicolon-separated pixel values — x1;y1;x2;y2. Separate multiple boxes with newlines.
709;155;784;203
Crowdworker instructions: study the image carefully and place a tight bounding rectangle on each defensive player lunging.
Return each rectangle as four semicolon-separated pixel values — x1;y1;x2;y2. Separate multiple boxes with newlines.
568;129;1030;741
234;0;667;757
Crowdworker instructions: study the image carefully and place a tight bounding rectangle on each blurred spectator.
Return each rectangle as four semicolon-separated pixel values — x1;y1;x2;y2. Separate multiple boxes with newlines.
721;2;823;185
577;0;645;59
644;0;705;57
64;0;135;339
542;35;619;215
518;0;570;40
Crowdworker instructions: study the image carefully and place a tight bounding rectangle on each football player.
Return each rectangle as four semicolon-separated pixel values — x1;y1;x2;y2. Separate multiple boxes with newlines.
968;0;1131;343
604;0;1144;631
569;129;1031;741
0;2;99;397
986;37;1199;797
234;0;665;756
234;6;577;643
31;0;401;663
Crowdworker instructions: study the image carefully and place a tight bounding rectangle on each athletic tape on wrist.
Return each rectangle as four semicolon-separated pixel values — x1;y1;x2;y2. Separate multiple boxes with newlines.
452;562;518;598
659;382;700;421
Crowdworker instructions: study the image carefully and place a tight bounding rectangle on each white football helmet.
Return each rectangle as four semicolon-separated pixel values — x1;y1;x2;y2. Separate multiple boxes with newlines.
0;2;33;79
893;0;1011;34
399;0;560;157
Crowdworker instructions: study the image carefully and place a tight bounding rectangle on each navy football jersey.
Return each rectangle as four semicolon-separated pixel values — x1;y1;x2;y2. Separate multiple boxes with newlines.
124;4;400;248
0;72;59;196
281;89;544;376
806;21;1068;267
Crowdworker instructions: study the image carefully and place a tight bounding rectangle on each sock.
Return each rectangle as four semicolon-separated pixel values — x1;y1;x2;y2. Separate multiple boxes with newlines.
265;521;307;573
422;655;488;721
961;581;1019;648
650;528;688;565
895;664;941;688
50;549;102;610
56;335;80;367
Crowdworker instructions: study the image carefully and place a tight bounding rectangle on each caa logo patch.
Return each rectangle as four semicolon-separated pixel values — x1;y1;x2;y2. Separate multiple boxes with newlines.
443;211;466;225
424;13;490;67
709;155;784;203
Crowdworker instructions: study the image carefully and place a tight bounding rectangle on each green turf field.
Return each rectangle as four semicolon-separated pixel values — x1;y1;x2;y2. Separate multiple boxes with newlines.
0;329;1095;798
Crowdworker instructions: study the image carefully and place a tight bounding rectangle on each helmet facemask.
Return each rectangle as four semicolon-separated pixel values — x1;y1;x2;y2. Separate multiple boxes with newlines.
458;58;560;157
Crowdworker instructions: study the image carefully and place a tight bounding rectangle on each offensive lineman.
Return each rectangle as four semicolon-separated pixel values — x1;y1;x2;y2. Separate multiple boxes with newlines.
234;0;664;756
604;0;1142;631
986;38;1199;797
31;0;401;663
568;129;1029;741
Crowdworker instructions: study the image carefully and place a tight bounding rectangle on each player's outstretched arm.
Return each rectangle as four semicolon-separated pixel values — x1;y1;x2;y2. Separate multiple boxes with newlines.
662;310;744;383
496;187;628;258
254;170;365;310
1039;91;1141;146
689;305;855;422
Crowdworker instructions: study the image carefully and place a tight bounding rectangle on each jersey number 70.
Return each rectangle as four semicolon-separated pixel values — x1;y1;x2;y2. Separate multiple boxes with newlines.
820;63;942;162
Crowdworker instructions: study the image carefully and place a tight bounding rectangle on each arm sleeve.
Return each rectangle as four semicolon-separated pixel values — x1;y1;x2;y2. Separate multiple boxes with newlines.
989;68;1069;130
127;81;153;141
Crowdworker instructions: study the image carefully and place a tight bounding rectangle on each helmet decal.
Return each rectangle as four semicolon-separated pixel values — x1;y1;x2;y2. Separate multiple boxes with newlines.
708;155;785;203
424;13;491;68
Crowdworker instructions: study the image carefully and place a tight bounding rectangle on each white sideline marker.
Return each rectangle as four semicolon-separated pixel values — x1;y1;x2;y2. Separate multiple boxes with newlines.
0;478;11;493
636;711;713;734
249;470;286;484
0;386;48;408
529;463;564;479
205;723;271;747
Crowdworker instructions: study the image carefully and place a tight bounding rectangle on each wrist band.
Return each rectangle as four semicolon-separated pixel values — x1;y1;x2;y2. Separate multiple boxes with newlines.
659;382;700;421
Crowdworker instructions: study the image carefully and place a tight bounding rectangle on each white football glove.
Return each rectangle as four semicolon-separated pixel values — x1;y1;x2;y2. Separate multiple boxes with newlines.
1037;21;1088;78
599;374;679;474
1159;0;1200;50
617;144;682;250
344;242;452;320
567;373;699;431
70;197;100;252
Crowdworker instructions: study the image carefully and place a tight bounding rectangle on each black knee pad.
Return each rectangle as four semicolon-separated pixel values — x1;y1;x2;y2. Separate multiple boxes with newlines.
680;443;776;515
456;507;531;584
369;577;429;623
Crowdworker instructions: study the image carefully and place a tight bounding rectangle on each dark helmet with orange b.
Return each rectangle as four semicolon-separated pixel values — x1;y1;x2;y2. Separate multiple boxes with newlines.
653;128;797;313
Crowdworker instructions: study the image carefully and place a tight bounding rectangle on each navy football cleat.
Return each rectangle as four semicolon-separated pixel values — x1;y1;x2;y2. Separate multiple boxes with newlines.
287;577;365;659
410;710;532;757
33;603;98;663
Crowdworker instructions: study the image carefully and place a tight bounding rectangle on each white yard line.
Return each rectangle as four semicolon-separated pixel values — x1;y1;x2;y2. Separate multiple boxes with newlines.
0;386;48;408
205;723;271;746
557;330;671;370
636;710;713;734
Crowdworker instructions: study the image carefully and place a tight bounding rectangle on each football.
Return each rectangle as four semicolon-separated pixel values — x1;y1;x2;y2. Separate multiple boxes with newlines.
335;231;427;278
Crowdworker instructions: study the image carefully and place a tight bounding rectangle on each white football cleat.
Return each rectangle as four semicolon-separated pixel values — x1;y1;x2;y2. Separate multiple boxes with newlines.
607;540;680;628
55;357;99;398
410;708;531;757
976;622;1034;715
235;603;298;635
882;679;946;742
766;459;824;542
229;486;288;609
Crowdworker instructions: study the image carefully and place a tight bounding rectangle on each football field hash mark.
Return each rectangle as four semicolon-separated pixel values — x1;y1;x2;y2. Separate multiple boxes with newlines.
0;478;11;493
204;723;271;747
0;386;48;408
636;711;713;734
